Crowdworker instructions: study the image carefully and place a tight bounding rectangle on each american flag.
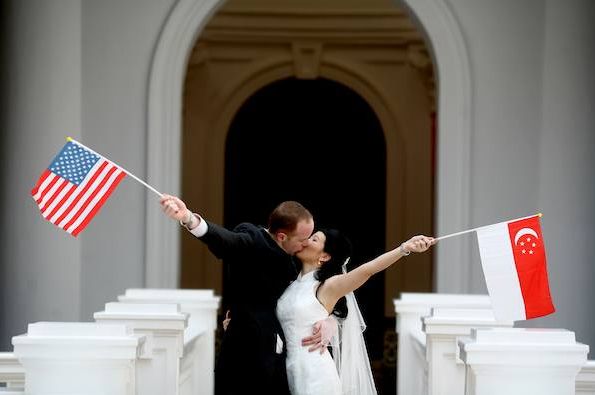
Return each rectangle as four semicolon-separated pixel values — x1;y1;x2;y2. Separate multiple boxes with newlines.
31;141;126;237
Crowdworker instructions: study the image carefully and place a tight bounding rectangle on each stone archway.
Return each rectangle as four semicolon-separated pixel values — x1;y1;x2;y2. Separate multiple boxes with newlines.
145;0;227;288
179;58;408;298
146;0;473;295
181;29;431;392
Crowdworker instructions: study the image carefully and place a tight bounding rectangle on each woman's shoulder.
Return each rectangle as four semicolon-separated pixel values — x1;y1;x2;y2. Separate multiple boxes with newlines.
317;273;342;293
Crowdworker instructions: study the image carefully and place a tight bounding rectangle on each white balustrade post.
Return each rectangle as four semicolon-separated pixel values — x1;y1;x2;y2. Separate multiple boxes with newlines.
118;289;221;395
94;303;188;395
393;293;491;395
422;308;513;395
0;352;24;389
576;360;595;395
12;322;145;395
459;328;589;395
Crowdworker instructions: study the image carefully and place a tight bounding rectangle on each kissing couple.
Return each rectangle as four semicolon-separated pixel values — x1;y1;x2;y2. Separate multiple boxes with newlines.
160;196;434;395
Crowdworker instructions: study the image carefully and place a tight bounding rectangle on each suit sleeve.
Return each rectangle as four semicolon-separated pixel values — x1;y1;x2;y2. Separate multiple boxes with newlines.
198;221;257;260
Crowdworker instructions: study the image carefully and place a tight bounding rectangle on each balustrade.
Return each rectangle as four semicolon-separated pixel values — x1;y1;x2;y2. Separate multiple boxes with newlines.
458;327;589;395
577;361;595;394
0;352;24;390
117;288;220;395
94;302;188;395
393;292;491;395
422;308;513;395
1;291;591;395
11;322;144;395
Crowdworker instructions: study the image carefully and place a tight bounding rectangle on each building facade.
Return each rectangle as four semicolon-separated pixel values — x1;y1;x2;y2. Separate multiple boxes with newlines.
1;0;594;359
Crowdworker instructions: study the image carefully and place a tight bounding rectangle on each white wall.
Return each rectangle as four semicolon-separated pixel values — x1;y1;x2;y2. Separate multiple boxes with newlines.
0;0;176;350
536;0;595;349
0;0;83;351
443;0;595;348
79;0;176;324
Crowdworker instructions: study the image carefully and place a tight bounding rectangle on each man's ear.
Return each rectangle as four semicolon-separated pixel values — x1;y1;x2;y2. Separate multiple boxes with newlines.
276;232;287;242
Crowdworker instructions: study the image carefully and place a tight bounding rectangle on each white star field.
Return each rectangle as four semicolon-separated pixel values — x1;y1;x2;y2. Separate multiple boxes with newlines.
49;142;100;185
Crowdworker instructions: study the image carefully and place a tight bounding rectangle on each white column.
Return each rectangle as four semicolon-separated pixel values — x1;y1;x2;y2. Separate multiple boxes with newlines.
576;361;595;395
118;289;220;395
422;308;513;395
12;322;144;395
94;303;188;395
459;328;589;395
0;352;24;388
1;0;82;353
393;293;491;395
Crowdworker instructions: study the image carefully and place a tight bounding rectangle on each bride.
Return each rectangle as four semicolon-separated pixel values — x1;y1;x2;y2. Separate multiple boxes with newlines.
276;228;434;395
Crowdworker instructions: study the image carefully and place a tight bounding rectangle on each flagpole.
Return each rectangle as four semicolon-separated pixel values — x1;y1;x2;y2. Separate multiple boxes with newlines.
67;137;163;198
434;213;543;242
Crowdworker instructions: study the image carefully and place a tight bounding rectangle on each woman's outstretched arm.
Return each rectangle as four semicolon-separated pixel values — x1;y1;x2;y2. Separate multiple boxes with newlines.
318;235;435;311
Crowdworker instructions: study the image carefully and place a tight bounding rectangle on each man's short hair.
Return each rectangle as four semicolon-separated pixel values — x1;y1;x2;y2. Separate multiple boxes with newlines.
268;201;313;235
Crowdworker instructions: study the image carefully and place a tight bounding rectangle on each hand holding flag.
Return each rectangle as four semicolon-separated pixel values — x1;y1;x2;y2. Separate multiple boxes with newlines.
31;138;161;237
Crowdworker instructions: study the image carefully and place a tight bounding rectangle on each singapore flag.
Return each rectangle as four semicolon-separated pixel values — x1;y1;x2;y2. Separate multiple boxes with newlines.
476;215;555;321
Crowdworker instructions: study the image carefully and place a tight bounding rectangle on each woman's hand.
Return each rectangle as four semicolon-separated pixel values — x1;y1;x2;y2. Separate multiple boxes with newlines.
222;310;231;331
159;194;189;222
402;235;435;254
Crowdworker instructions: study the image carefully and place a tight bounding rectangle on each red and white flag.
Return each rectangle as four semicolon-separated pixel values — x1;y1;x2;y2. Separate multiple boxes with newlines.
31;141;126;237
476;215;555;321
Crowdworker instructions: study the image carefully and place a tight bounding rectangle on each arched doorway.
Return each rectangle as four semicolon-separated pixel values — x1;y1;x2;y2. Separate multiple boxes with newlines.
177;4;439;390
223;76;387;363
146;0;472;296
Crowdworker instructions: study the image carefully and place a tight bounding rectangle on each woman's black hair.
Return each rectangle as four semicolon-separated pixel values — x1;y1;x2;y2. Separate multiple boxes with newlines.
314;228;353;319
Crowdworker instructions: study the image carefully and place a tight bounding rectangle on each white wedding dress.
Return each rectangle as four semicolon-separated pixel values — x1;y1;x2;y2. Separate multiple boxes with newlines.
276;271;342;395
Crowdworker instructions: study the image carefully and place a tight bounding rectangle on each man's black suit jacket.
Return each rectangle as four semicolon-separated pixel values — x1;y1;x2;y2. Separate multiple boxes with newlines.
199;221;298;395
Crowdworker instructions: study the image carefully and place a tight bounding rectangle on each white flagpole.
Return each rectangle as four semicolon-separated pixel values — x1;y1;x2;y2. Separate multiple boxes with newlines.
434;213;543;242
67;137;163;198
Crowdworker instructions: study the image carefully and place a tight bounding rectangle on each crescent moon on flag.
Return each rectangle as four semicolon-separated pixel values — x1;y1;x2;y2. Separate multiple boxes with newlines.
514;228;539;245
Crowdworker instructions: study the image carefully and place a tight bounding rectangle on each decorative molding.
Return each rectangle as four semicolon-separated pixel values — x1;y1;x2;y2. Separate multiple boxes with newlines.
407;43;436;112
213;7;409;17
292;42;323;79
407;44;432;70
200;6;423;44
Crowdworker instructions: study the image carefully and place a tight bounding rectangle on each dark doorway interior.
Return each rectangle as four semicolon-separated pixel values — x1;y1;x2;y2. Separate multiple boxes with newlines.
224;77;388;379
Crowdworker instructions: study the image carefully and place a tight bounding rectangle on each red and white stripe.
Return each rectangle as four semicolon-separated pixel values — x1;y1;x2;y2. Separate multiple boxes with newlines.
31;159;126;237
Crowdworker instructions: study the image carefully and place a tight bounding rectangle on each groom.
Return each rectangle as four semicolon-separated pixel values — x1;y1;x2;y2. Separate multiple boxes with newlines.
160;196;333;395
